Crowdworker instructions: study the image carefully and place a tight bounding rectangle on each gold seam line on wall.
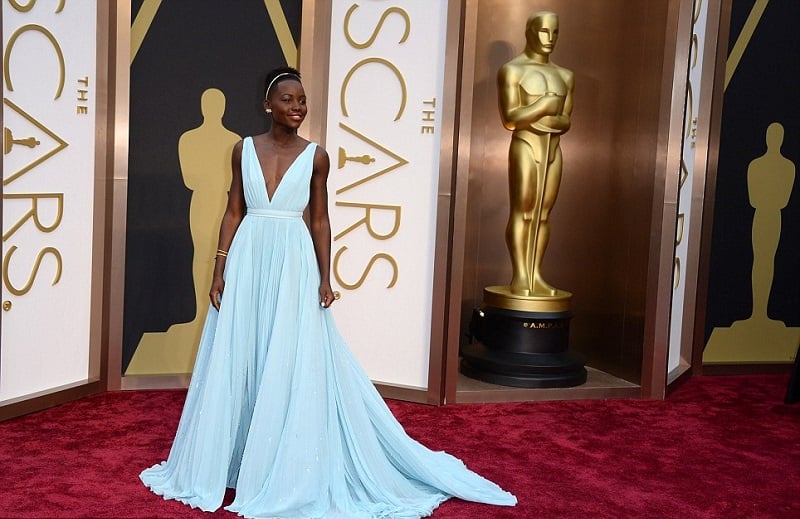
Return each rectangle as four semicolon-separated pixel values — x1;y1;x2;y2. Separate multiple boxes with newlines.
263;0;297;68
725;0;769;91
130;0;162;65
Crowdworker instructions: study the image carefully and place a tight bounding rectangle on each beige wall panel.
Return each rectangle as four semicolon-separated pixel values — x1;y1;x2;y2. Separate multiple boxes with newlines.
462;0;672;382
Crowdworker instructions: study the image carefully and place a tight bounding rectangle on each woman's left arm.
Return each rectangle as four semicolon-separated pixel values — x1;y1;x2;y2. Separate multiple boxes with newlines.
309;145;335;308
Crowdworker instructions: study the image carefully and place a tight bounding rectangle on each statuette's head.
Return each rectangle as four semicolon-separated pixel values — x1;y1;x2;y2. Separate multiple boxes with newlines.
765;122;784;148
526;11;559;55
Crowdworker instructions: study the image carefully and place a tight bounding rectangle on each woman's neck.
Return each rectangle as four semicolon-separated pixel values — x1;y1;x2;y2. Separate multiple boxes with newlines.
268;125;297;146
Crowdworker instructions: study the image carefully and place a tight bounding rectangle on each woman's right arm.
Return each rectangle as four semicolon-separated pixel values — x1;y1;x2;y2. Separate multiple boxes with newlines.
210;139;246;310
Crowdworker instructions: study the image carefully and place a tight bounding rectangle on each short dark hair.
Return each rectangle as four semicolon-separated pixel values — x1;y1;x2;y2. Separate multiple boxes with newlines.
264;66;302;99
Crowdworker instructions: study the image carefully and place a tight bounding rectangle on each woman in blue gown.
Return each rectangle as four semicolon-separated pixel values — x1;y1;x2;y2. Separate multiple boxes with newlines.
140;67;517;519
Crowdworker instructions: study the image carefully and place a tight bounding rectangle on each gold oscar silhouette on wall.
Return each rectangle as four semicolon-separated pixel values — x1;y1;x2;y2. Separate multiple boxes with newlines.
126;88;241;375
705;122;799;363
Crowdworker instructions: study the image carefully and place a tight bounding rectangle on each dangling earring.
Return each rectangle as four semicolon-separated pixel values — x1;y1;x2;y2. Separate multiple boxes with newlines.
265;108;272;113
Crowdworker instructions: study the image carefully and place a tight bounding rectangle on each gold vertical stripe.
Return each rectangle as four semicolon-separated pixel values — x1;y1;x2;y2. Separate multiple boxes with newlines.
725;0;769;91
130;0;162;65
264;0;298;67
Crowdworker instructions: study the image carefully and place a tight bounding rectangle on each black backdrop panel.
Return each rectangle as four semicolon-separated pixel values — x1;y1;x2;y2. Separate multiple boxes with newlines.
705;1;800;341
123;1;302;372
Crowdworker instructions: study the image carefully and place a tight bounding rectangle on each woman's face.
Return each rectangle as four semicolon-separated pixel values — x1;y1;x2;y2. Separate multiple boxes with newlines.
264;79;307;129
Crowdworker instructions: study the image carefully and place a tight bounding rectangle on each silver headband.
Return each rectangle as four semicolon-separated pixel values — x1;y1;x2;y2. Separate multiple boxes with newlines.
265;72;300;99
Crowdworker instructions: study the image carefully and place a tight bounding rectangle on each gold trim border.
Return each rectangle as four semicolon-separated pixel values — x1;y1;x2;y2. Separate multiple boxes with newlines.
264;0;298;67
130;0;161;64
725;0;769;90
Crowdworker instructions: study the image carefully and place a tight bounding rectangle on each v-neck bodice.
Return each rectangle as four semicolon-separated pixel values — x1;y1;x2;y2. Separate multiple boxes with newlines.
242;137;316;211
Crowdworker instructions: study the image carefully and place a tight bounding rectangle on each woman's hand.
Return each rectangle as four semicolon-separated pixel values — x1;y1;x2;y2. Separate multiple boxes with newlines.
209;277;225;311
319;282;338;308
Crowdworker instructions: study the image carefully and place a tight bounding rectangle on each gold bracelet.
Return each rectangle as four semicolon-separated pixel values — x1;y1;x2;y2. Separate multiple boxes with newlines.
215;249;228;259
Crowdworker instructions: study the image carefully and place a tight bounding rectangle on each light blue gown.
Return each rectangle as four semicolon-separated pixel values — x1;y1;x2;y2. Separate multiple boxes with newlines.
140;137;517;518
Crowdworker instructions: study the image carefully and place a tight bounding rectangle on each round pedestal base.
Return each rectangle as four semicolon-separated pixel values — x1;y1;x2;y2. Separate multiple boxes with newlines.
460;306;587;388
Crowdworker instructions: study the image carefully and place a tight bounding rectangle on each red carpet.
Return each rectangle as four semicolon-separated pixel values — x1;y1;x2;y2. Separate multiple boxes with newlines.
0;375;798;518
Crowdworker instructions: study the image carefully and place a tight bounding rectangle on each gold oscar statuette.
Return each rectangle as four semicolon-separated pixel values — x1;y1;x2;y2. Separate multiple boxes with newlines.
484;10;575;314
460;12;586;389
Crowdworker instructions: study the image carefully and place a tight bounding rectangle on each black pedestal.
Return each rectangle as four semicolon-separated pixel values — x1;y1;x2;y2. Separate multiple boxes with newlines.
461;306;586;388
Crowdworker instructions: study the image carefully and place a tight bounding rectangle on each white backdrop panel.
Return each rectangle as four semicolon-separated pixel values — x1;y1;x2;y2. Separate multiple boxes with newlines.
325;1;449;389
668;0;709;379
1;2;97;402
